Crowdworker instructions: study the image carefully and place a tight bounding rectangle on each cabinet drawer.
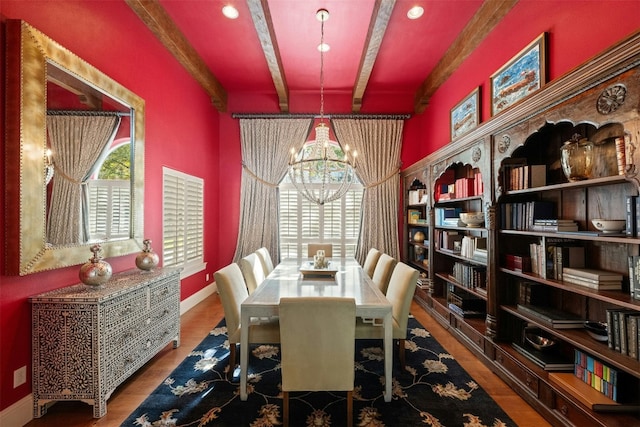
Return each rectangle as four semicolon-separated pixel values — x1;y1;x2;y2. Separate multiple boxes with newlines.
455;318;485;350
149;278;179;305
495;347;539;396
553;391;597;426
433;301;451;324
102;291;147;333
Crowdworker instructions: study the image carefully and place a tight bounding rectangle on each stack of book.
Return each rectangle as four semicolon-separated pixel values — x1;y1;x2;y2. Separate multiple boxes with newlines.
562;268;622;290
516;304;585;329
530;219;579;232
512;341;574;371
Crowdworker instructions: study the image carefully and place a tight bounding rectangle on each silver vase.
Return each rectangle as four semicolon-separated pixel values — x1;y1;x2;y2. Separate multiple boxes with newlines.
136;239;160;271
79;244;112;287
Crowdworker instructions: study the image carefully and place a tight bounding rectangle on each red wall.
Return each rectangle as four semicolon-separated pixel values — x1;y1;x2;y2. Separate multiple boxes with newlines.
0;1;221;411
400;1;640;168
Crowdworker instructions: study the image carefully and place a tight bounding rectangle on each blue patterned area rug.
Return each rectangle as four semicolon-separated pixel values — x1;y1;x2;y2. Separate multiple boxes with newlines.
122;316;516;426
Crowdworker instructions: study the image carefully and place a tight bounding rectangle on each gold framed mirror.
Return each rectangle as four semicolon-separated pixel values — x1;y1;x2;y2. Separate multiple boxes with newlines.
5;20;145;275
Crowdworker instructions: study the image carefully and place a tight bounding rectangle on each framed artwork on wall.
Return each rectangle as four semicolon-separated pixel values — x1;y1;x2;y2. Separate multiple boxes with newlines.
490;32;547;116
450;87;480;140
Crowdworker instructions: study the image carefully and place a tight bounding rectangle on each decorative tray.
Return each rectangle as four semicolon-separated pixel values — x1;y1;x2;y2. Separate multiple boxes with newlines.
300;261;338;278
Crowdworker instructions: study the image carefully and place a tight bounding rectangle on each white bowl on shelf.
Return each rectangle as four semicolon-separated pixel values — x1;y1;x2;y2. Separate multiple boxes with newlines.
591;218;626;233
459;212;484;228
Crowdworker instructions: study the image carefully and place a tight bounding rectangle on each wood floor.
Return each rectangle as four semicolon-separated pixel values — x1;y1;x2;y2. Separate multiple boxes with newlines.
24;294;550;427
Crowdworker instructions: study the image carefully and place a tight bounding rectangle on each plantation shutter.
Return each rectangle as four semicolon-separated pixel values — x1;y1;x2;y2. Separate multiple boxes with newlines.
163;168;204;273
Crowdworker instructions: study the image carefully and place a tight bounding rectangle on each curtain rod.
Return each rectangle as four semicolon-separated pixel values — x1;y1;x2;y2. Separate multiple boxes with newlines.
231;113;410;120
47;110;131;117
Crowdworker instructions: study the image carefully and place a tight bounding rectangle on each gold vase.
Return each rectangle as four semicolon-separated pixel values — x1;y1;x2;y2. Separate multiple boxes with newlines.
561;134;594;182
79;244;112;287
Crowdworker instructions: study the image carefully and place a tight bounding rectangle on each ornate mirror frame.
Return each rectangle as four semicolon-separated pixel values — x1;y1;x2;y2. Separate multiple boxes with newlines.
5;20;145;275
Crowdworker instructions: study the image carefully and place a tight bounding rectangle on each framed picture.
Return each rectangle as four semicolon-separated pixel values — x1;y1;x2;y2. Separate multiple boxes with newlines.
450;87;480;140
490;33;547;116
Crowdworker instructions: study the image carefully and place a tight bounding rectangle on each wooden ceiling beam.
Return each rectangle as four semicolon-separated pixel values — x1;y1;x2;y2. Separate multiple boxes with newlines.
352;0;396;112
414;0;519;114
125;0;228;112
247;0;289;112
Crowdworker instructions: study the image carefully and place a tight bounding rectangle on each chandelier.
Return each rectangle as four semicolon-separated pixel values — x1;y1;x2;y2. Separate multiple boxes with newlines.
288;8;357;206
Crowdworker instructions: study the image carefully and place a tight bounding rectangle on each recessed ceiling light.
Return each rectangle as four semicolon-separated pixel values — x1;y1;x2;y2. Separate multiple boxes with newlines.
222;5;239;19
407;6;424;20
318;43;330;53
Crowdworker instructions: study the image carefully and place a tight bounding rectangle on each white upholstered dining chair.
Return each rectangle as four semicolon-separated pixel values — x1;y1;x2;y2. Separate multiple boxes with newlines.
279;297;356;427
307;243;332;258
255;247;275;276
362;248;382;278
356;262;419;369
371;253;397;295
239;252;266;294
214;263;280;379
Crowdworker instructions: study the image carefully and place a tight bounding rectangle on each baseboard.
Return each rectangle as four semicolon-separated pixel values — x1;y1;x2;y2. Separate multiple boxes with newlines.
180;281;217;315
0;394;33;427
2;281;218;427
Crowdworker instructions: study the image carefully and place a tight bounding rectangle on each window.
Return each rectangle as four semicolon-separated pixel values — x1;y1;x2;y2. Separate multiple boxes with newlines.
162;167;205;277
279;174;363;259
87;143;131;241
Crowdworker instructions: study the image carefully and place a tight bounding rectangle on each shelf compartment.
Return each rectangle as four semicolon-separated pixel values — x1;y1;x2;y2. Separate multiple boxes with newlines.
502;304;640;379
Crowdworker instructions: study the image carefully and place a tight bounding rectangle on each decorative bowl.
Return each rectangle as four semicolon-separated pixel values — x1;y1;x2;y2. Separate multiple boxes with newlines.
584;321;608;342
524;327;556;351
459;212;484;228
591;218;626;233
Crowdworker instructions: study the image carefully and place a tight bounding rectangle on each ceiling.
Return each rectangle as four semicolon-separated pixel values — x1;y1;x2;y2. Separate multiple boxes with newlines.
125;0;518;114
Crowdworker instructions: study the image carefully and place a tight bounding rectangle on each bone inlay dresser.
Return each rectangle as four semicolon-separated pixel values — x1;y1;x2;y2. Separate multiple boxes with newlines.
30;268;181;418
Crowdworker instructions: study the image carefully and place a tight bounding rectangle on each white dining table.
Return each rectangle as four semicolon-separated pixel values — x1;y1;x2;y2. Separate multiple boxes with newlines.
239;257;393;402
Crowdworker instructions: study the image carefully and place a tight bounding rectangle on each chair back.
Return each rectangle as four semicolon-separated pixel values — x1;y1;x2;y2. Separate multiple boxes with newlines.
371;253;397;294
307;243;332;258
239;253;265;294
386;262;419;336
214;263;249;342
255;247;274;276
279;297;355;392
362;248;382;278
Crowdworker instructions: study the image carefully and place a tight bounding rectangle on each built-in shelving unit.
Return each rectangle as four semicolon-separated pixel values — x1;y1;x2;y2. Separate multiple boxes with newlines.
402;30;640;427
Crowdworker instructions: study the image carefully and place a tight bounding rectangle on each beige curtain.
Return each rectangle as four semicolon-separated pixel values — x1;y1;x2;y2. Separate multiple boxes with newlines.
233;118;312;263
46;115;120;245
332;119;404;263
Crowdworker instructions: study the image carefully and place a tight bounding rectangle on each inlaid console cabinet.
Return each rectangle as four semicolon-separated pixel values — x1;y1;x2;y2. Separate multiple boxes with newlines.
403;31;640;426
30;268;181;418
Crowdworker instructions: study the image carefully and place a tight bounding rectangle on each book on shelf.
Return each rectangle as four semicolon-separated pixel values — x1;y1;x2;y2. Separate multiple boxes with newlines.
408;209;421;224
550;244;585;281
626;314;639;360
516;304;585;328
447;303;485;318
562;273;622;290
561;268;623;282
512;342;574;371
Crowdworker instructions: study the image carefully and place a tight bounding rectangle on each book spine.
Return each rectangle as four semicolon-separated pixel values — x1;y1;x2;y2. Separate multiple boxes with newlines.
626;195;636;237
636;195;640;238
606;309;615;350
634;255;640;300
613;311;621;352
628;256;636;299
627;315;638;360
620;312;628;355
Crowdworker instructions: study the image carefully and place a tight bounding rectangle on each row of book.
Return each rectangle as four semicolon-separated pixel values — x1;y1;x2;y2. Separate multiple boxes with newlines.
606;308;640;360
574;349;620;402
459;236;486;260
447;283;486;318
408;188;428;205
436;169;483;201
451;261;486;290
500;200;555;231
434;207;463;227
501;159;546;191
